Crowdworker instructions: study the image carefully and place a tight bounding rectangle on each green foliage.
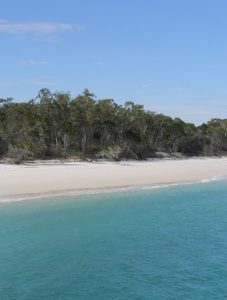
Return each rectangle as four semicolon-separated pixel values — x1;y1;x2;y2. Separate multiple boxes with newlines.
0;88;226;161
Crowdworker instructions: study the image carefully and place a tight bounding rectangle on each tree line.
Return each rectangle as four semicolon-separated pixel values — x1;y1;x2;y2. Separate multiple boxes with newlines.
0;88;227;162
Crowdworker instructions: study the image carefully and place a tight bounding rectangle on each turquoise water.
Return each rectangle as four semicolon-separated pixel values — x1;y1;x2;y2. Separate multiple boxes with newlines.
0;181;227;299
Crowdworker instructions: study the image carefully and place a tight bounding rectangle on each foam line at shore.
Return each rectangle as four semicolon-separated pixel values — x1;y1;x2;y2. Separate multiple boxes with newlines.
0;176;226;204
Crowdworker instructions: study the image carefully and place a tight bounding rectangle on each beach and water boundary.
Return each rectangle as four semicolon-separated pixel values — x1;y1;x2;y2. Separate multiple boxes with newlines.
1;159;227;299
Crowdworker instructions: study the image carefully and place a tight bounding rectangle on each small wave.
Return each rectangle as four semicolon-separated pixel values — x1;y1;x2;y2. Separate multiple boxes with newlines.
142;183;178;190
142;176;222;190
200;177;217;183
141;181;197;191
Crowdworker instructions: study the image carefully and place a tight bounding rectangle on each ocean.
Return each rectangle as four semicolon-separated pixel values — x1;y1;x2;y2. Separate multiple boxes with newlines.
0;180;227;299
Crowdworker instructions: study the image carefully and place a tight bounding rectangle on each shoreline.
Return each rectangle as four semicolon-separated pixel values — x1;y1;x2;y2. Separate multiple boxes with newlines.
0;180;220;203
0;178;223;203
0;157;227;202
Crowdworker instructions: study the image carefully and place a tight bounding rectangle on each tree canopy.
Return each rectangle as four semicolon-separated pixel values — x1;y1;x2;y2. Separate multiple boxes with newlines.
0;89;227;162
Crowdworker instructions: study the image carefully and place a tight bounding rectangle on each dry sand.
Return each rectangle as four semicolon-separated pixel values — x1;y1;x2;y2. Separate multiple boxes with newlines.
0;158;227;201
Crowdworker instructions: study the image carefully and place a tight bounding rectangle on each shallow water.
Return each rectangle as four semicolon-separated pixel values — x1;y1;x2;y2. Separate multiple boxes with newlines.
0;180;227;299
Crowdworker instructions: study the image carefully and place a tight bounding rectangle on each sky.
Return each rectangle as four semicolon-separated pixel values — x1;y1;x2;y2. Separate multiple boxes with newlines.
1;0;227;124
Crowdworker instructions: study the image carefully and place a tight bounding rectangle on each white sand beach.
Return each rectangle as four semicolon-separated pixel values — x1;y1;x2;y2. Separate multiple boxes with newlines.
0;158;227;201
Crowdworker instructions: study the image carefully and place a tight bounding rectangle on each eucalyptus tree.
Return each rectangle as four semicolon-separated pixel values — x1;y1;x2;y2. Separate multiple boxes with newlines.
70;89;96;154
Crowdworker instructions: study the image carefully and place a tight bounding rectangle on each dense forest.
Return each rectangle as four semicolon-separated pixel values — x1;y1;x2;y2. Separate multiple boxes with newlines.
0;88;227;163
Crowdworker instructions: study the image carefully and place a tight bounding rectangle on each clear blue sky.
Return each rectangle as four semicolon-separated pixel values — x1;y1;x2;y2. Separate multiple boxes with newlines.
1;0;227;124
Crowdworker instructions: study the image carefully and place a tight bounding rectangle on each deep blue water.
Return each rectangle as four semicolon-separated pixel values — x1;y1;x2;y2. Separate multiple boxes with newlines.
0;180;227;299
